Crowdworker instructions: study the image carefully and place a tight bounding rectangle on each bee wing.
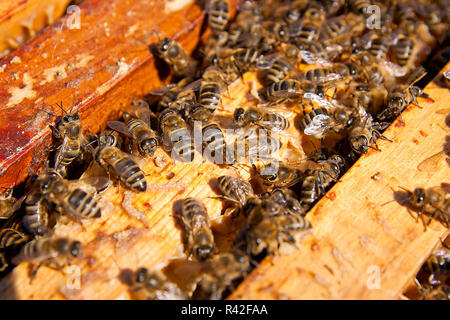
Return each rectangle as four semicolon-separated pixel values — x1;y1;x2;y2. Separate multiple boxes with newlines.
381;60;407;77
180;79;202;92
78;176;112;193
303;114;332;136
257;52;282;69
444;70;450;80
417;151;446;172
300;50;332;67
303;92;336;109
107;121;133;138
127;100;153;123
54;137;70;169
0;195;25;219
149;84;178;96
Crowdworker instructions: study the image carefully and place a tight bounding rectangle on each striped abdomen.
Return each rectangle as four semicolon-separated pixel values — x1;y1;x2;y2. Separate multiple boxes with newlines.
369;37;389;60
394;37;414;66
66;189;101;219
16;238;53;263
100;147;147;192
323;20;346;39
266;57;291;85
299;175;321;211
297;22;320;42
262;112;290;131
0;228;27;249
208;0;230;32
235;48;264;68
24;191;50;235
199;81;221;111
181;198;214;260
266;79;302;100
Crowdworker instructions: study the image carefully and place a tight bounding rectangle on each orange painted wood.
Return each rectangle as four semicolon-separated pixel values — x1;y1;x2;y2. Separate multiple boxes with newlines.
0;0;239;189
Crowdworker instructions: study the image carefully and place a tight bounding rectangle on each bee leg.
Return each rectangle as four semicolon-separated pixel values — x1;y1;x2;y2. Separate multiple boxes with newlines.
414;278;427;299
29;261;45;284
49;125;63;139
426;210;437;227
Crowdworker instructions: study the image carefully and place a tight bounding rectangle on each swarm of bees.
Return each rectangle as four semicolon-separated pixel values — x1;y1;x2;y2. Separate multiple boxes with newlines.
1;0;449;300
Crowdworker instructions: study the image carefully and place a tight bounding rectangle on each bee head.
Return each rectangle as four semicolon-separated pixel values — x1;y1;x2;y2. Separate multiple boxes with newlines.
412;188;426;207
70;241;83;258
135;267;148;284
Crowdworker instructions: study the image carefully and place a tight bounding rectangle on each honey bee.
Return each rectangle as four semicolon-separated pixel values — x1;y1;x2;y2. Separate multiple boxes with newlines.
378;68;427;122
233;107;290;132
206;0;230;33
297;62;359;85
198;66;227;114
253;161;305;188
243;200;311;256
264;79;305;104
196;249;250;300
266;188;306;216
299;95;356;139
107;100;159;157
0;228;29;250
299;153;345;210
216;175;255;208
290;7;325;43
128;267;187;300
12;237;83;280
50;100;85;177
400;186;449;228
154;37;198;78
159;108;195;162
94;130;147;191
179;198;215;261
28;170;109;227
348;107;390;155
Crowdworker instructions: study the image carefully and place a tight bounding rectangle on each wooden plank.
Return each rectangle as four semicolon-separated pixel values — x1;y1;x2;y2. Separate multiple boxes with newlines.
0;0;72;57
229;63;450;300
0;0;227;189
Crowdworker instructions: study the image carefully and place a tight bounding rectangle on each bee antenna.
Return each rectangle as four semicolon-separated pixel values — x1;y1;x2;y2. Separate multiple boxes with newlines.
69;95;76;113
398;186;412;194
55;102;67;115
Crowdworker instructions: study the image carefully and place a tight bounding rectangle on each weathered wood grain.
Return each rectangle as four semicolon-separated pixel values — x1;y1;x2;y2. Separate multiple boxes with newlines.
0;0;230;189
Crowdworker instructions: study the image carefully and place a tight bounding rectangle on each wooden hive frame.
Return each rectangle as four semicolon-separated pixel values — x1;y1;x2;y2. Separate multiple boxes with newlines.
0;0;448;299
